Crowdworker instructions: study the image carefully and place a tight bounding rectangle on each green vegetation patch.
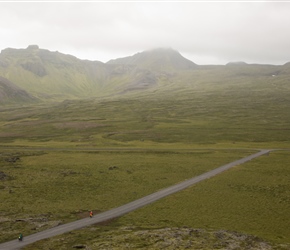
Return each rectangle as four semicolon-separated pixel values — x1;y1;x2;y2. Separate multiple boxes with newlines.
0;149;249;243
117;150;290;245
24;226;289;250
1;72;290;147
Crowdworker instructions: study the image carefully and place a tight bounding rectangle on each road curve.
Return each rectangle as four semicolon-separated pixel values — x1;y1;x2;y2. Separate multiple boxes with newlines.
0;149;271;250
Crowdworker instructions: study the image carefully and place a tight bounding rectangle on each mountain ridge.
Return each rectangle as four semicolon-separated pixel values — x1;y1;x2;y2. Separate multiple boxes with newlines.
0;45;290;105
0;46;198;103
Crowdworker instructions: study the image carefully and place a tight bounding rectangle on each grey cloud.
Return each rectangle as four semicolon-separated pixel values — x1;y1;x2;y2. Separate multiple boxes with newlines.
0;2;290;65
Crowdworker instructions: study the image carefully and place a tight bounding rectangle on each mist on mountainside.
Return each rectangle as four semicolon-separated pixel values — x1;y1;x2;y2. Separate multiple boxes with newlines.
0;45;289;104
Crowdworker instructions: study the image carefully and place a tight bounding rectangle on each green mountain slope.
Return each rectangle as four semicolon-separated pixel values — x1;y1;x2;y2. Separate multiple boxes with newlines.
0;45;109;100
0;76;37;104
0;45;289;105
0;46;171;101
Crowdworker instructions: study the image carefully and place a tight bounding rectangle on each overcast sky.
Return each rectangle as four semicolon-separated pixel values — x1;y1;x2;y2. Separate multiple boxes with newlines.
0;1;290;65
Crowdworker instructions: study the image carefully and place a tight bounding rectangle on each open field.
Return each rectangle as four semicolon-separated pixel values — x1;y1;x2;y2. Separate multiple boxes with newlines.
1;149;252;243
1;75;290;248
1;70;290;148
1;149;287;249
119;150;290;244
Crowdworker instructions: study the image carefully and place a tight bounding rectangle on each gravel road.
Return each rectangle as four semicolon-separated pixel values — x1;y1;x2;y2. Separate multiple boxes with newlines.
0;149;271;250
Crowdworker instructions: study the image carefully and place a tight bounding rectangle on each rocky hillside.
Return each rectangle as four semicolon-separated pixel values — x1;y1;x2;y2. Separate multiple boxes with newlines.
28;226;290;249
86;226;286;250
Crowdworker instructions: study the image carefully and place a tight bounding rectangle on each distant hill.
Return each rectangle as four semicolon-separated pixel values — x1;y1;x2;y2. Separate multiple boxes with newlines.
107;48;197;71
226;61;248;66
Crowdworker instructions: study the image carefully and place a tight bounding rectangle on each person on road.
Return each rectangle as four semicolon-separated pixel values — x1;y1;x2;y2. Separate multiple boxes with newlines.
89;211;93;218
18;233;23;241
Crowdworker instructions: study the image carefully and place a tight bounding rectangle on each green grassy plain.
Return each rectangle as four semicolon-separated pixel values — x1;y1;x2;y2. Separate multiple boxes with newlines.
119;150;290;243
0;149;251;242
1;72;290;248
12;150;289;249
1;66;290;148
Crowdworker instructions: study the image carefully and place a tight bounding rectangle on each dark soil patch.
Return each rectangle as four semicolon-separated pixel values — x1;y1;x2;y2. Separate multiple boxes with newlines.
0;171;8;180
5;156;20;163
